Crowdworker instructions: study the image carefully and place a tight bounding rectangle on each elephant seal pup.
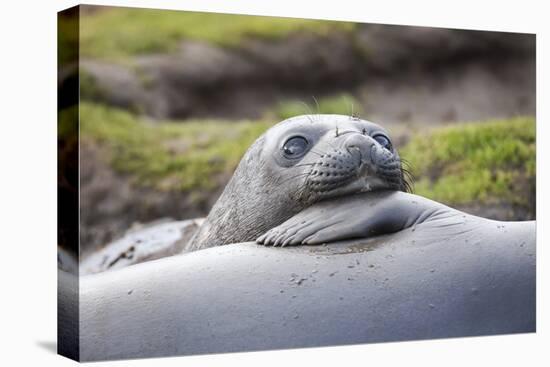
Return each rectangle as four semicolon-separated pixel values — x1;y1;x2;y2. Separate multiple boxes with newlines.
187;114;411;251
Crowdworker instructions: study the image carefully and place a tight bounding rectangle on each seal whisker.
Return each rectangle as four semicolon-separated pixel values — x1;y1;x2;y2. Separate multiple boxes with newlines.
324;141;339;153
396;157;415;193
312;96;321;116
379;170;404;178
299;101;315;120
347;98;361;120
401;167;415;181
295;173;314;202
400;162;413;171
309;148;328;157
294;163;316;201
401;167;414;178
400;168;415;193
402;178;414;193
399;157;414;169
278;172;311;186
292;162;317;168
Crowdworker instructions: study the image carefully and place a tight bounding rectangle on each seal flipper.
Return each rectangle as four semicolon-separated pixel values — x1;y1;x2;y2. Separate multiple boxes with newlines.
257;191;449;246
257;211;367;246
258;214;346;247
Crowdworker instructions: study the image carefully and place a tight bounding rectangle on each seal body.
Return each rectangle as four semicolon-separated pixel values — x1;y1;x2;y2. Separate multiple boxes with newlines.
187;114;408;251
73;191;536;360
63;118;537;361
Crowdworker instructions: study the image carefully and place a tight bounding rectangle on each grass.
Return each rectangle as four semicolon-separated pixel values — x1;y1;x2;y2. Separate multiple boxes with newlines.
78;103;272;191
400;117;535;206
271;93;364;121
80;6;356;61
75;103;535;209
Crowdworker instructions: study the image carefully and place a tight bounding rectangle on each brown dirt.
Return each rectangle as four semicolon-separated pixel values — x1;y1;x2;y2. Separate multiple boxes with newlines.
79;140;224;255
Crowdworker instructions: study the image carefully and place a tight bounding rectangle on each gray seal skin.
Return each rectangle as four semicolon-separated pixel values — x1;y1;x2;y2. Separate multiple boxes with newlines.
67;190;535;361
188;114;410;251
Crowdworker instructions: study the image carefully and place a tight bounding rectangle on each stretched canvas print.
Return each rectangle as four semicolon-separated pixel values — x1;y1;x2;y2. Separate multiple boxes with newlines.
58;4;536;362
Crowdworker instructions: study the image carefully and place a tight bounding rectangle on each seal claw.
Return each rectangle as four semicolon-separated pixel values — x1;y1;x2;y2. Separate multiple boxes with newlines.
256;233;267;244
273;235;284;247
282;237;294;247
265;232;278;245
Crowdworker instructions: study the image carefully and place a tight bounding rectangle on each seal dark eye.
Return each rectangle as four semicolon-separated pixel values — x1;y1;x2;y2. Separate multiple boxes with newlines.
282;136;308;158
373;134;392;151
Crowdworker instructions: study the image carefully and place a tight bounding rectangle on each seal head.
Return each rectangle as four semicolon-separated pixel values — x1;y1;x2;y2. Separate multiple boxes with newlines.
187;114;409;251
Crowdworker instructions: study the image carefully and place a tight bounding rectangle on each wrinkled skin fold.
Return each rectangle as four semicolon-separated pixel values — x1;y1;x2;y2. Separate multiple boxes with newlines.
257;191;452;246
59;192;535;361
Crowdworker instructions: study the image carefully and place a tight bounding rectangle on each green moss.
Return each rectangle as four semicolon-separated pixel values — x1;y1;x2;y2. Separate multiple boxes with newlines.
80;7;356;61
272;93;364;121
400;117;536;206
78;103;272;191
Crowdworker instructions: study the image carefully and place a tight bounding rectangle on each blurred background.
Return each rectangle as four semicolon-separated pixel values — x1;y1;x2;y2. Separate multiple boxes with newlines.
58;5;535;256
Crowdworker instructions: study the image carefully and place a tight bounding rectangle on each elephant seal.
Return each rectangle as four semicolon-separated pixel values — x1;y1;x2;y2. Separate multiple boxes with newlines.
61;119;537;361
72;190;536;360
187;114;411;252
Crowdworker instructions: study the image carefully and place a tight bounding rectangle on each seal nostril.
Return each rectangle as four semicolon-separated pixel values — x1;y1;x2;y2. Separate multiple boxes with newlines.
346;145;363;162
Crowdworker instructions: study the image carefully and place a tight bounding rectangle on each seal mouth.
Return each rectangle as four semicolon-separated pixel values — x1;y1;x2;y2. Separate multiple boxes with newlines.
299;148;372;204
300;145;408;202
305;149;360;194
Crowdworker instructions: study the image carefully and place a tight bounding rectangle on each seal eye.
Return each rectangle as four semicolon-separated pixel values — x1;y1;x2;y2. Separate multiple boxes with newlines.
373;134;392;151
282;136;308;158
